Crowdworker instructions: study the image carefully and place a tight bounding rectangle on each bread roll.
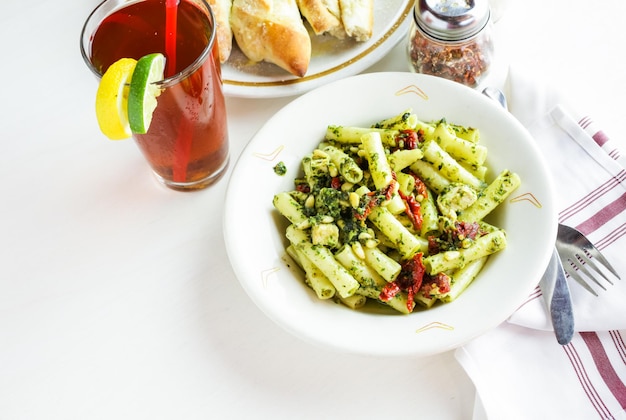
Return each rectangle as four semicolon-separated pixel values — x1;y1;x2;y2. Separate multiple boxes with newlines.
208;0;234;63
339;0;373;41
230;0;311;77
297;0;346;39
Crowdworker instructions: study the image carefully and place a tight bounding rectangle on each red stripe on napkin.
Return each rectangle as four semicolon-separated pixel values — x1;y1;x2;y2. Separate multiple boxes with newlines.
610;330;626;365
596;223;626;250
579;116;592;129
564;342;614;418
515;285;543;308
592;131;610;148
578;116;610;148
609;149;622;161
581;331;626;410
559;172;626;221
576;192;626;235
579;115;624;163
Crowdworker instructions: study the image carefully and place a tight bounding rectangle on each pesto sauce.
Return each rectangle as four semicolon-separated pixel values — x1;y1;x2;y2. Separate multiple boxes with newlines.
273;161;287;176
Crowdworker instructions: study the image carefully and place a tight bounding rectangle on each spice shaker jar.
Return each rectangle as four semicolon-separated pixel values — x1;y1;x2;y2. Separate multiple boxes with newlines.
407;0;494;88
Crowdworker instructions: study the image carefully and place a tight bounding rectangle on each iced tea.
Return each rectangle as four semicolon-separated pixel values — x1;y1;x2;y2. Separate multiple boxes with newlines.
82;0;229;190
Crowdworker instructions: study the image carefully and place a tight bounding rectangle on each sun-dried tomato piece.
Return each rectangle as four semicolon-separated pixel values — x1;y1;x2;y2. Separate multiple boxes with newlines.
379;253;425;312
381;180;396;201
399;190;423;231
295;184;310;193
455;221;480;240
428;221;482;254
428;235;440;255
354;180;398;221
398;129;419;149
379;281;401;301
420;272;451;297
354;197;377;221
412;174;428;199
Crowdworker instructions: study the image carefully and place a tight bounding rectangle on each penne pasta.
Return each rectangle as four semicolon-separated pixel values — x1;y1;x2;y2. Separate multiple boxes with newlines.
389;148;424;172
367;206;427;258
419;188;439;236
363;246;402;283
273;192;307;224
423;230;507;274
361;131;393;190
286;225;360;298
458;170;522;223
439;256;488;302
273;110;520;313
335;245;412;314
410;159;451;195
434;123;488;166
322;145;363;183
372;109;418;130
422;140;485;190
291;246;336;300
325;125;399;146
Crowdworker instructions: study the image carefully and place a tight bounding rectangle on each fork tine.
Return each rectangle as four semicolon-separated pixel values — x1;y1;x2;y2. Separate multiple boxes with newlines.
556;224;621;296
570;258;609;292
563;262;601;296
584;243;622;280
561;224;621;280
575;252;616;285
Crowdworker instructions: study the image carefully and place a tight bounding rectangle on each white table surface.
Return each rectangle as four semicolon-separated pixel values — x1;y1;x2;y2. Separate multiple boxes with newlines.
1;0;624;419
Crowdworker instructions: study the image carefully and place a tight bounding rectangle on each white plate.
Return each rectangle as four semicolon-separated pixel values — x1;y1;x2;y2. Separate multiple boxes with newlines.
223;72;557;357
222;0;412;98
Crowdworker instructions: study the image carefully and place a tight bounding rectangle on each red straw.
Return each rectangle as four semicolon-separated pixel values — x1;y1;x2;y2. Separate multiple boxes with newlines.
165;0;192;183
165;0;178;77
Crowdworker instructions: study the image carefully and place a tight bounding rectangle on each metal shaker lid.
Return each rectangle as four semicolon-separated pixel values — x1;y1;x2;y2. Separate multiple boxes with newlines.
413;0;491;41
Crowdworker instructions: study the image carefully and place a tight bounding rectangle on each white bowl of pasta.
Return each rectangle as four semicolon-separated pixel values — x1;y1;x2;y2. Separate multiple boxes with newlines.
224;72;557;357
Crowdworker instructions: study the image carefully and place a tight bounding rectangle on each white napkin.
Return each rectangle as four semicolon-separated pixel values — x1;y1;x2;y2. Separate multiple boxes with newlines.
456;68;626;420
457;326;626;419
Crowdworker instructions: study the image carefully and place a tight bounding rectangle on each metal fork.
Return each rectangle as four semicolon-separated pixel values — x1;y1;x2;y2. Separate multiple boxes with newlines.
555;224;621;296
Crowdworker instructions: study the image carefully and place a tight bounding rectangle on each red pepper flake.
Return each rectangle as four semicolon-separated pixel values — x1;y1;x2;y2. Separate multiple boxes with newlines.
408;29;492;88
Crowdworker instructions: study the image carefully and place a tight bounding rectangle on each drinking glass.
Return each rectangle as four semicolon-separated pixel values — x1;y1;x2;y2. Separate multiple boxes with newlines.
80;0;229;191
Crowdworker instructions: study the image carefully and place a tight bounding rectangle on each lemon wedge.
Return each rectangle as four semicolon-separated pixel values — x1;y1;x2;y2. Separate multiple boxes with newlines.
95;58;137;140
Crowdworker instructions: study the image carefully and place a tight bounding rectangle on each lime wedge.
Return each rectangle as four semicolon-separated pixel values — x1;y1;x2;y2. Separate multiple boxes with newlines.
95;58;137;140
128;53;166;134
